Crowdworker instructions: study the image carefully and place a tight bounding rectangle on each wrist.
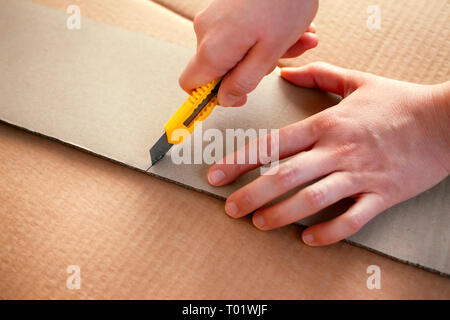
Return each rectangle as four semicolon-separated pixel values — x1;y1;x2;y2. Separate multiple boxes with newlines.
430;81;450;172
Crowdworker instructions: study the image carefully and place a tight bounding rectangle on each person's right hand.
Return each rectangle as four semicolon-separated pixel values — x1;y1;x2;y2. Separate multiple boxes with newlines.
179;0;319;107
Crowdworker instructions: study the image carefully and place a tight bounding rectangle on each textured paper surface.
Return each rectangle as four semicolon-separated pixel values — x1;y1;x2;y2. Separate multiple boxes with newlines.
4;122;450;299
0;0;448;275
154;0;450;84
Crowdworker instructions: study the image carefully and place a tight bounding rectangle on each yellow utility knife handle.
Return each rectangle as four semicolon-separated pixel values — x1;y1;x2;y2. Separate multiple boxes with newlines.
164;78;221;144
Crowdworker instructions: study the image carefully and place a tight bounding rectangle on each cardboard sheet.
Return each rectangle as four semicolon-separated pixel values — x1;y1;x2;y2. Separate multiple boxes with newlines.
152;0;208;20
35;0;197;49
4;119;450;299
0;0;449;275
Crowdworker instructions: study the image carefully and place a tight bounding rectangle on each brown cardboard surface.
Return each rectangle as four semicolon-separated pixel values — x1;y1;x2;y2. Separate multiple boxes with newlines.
3;122;450;299
154;0;450;84
0;0;448;299
1;0;448;275
280;0;450;84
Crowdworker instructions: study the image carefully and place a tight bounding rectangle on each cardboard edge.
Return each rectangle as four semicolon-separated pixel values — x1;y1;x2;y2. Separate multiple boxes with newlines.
151;0;195;22
1;119;448;278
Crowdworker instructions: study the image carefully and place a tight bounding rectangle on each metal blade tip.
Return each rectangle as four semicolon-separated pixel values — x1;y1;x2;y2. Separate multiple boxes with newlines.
150;133;173;166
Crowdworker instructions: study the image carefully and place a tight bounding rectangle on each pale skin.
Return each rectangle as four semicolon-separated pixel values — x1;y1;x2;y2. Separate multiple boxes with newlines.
180;0;450;246
179;0;319;106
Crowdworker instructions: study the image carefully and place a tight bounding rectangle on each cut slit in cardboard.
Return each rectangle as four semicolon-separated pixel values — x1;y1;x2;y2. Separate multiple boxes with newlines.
0;0;448;275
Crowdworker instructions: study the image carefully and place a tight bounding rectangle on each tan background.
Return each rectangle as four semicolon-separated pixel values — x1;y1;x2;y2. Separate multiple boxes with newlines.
0;0;449;299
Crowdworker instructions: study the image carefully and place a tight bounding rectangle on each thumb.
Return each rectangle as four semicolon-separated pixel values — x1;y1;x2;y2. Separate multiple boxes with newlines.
217;42;280;107
280;62;366;98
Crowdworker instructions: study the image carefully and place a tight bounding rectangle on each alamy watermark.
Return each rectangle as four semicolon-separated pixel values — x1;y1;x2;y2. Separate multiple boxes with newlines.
367;5;381;30
366;265;381;290
168;122;280;175
66;4;81;30
66;265;81;290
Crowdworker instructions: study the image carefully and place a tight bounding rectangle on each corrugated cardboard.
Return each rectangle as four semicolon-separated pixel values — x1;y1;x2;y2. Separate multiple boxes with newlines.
0;0;449;298
153;0;450;84
3;118;449;299
2;0;448;274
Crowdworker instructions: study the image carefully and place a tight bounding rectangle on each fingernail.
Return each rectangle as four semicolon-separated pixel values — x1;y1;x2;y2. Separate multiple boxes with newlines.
279;68;289;77
303;232;314;245
221;94;240;107
280;67;294;72
225;201;238;217
253;214;265;229
208;170;225;185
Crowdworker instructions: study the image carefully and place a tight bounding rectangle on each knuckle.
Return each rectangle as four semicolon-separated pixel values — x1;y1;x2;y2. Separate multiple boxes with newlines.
303;186;327;209
350;154;380;173
193;12;206;35
308;61;331;73
274;162;299;188
197;42;219;67
332;142;357;158
311;114;340;136
237;189;254;210
227;77;258;97
265;211;282;228
347;213;364;234
346;172;363;190
178;76;187;91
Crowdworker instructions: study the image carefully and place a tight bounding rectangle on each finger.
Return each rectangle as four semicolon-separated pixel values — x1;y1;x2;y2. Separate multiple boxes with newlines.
179;36;255;93
208;116;321;186
302;193;387;246
224;148;336;218
266;65;277;76
280;62;366;98
218;42;281;107
231;95;248;107
281;32;318;59
252;171;361;230
306;23;316;33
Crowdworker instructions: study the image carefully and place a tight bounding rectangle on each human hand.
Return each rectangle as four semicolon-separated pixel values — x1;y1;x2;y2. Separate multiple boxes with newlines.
179;0;319;107
207;62;450;245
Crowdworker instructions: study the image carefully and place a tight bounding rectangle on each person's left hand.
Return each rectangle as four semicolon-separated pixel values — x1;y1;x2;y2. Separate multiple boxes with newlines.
207;62;450;245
